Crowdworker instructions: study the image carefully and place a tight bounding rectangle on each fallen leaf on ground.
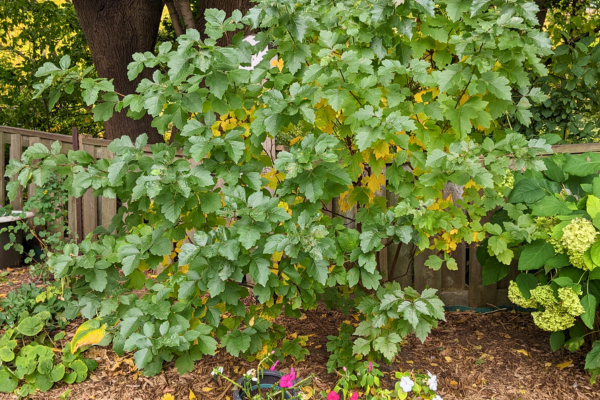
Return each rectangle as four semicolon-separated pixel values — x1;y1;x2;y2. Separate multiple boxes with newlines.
556;360;573;369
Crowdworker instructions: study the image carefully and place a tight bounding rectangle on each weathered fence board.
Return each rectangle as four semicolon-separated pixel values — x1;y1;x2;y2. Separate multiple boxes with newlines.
2;126;599;307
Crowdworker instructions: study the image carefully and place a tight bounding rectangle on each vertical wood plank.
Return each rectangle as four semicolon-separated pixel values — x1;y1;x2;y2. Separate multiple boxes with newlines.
443;243;467;290
385;190;414;288
96;146;117;229
0;131;5;206
9;134;23;210
468;241;497;307
414;249;442;292
82;143;97;237
27;136;41;203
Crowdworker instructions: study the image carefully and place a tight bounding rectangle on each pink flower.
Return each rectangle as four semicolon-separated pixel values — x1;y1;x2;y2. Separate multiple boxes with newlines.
368;361;372;373
327;391;340;400
279;367;295;388
349;393;359;400
270;360;279;372
342;366;347;372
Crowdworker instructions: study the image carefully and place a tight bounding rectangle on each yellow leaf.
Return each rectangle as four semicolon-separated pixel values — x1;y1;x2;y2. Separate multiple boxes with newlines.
556;360;573;369
515;349;530;357
372;141;390;160
450;381;459;387
189;389;197;400
405;360;413;364
202;387;214;392
544;362;552;368
366;173;385;194
290;136;302;146
444;356;452;363
180;264;189;274
271;58;284;72
464;179;477;189
162;395;175;400
71;319;106;353
273;251;283;262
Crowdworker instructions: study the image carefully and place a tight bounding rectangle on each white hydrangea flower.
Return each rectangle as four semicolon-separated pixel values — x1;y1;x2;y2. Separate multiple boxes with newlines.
399;376;414;393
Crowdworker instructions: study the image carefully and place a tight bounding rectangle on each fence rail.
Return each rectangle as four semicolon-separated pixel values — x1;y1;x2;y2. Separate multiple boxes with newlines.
2;125;600;307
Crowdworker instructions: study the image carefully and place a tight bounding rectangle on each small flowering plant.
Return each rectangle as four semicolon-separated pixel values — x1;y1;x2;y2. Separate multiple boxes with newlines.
211;351;313;399
392;371;441;400
326;361;383;399
324;366;442;400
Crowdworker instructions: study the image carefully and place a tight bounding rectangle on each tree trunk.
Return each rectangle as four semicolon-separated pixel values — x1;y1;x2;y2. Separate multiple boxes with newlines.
195;0;253;46
72;0;165;144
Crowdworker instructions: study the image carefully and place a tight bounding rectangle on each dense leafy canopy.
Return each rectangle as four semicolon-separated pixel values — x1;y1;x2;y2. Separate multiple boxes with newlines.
7;0;554;376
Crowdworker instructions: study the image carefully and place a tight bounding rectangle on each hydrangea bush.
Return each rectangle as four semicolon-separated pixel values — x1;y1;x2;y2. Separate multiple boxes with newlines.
481;151;600;381
8;0;551;377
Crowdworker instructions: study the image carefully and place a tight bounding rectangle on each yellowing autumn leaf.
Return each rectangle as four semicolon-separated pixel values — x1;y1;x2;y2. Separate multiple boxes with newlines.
161;395;175;400
189;389;197;399
271;58;284;72
372;141;390;160
71;319;106;353
515;349;530;357
366;173;385;194
556;360;573;369
290;136;302;146
202;387;214;392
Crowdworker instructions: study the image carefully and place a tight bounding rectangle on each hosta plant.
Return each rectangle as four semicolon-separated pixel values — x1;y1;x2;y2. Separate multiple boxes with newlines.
9;0;551;375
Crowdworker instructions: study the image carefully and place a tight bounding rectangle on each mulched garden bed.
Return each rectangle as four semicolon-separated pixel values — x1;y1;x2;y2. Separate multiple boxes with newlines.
0;268;597;400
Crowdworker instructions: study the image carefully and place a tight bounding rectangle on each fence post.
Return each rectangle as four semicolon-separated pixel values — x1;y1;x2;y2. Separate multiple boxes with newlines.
9;134;23;210
0;130;5;206
71;127;84;242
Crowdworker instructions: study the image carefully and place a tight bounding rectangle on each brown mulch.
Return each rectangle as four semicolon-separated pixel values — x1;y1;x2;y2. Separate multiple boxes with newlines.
0;268;598;400
0;266;43;297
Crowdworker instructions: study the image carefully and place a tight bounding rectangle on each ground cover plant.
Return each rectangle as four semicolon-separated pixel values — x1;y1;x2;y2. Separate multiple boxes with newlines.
3;0;557;389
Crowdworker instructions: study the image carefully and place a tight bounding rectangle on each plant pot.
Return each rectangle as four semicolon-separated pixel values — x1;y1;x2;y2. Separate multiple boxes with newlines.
0;211;34;269
232;370;297;400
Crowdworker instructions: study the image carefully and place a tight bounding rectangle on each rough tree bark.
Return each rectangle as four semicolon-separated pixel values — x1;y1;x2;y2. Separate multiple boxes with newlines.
196;0;253;46
72;0;165;143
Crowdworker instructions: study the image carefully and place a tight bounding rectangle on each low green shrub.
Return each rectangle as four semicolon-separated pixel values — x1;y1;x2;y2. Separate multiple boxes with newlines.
482;151;600;381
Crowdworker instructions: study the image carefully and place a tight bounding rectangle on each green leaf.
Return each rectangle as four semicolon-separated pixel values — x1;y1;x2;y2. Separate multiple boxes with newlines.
175;353;194;374
249;257;271;287
531;196;572;217
424;255;444;271
585;341;600;371
564;153;600;177
518;240;555;270
0;368;18;393
482;257;510;285
205;72;229;99
360;230;383;253
550;331;565;352
587;195;600;219
581;294;597;329
223;330;251;357
17;317;44;336
591;242;600;266
516;273;538;299
413;0;435;16
509;179;549;204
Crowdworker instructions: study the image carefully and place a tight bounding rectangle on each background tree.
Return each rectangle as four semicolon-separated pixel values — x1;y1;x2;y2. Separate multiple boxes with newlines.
0;0;98;135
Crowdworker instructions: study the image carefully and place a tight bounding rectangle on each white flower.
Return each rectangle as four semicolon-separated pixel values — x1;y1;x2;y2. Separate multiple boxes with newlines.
211;367;224;377
432;396;443;400
427;371;438;391
399;376;414;393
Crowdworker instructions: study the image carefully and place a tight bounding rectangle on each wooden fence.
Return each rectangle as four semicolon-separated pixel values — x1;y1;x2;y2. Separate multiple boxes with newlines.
0;126;117;240
2;125;600;307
